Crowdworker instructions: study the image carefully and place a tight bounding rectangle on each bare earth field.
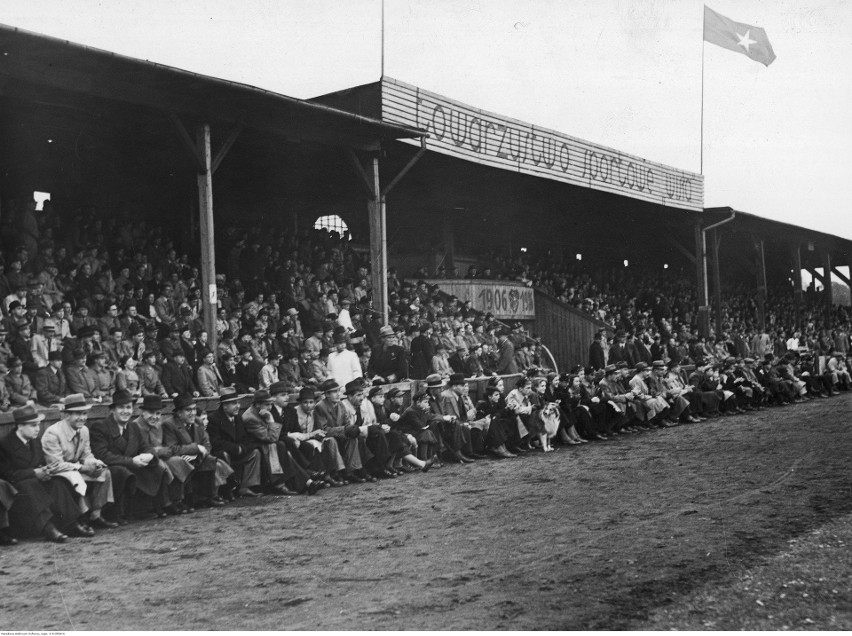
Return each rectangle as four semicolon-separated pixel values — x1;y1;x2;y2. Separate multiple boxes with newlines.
2;393;851;631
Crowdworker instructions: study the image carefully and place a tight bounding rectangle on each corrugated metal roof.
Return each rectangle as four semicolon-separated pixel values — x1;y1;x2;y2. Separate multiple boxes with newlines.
0;23;426;150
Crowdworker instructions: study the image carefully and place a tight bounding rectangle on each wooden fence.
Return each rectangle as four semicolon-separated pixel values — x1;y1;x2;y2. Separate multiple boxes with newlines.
532;289;609;370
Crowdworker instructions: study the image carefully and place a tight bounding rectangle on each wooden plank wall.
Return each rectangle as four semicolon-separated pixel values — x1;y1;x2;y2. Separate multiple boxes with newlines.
533;289;609;371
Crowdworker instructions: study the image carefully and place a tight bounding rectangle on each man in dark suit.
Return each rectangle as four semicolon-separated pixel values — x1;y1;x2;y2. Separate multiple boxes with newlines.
0;405;84;542
161;350;198;398
0;477;17;546
34;350;68;407
369;326;410;383
206;388;262;499
496;331;518;375
425;373;466;464
588;330;607;371
89;390;172;522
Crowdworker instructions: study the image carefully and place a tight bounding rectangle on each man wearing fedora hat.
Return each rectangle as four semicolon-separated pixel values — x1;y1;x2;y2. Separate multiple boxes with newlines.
440;373;486;461
425;373;466;464
629;362;670;427
31;318;60;371
162;394;230;509
206;388;262;499
35;350;68;407
0;405;84;542
242;390;324;496
41;394;116;533
135;394;197;515
90;390;172;523
662;362;705;423
369;326;410;384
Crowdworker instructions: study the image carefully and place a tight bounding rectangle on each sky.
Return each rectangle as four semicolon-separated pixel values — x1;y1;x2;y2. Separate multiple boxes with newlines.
2;0;851;241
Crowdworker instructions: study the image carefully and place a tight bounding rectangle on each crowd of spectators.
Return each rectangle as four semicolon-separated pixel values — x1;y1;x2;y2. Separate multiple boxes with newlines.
1;197;850;547
0;198;554;416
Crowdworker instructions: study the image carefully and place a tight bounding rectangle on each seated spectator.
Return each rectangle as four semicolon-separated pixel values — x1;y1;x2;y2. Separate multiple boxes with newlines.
431;344;452;377
5;357;37;406
0;405;83;542
115;355;142;398
40;394;117;533
206;388;262;499
87;351;115;403
35;351;67;407
138;350;168;398
196;350;224;397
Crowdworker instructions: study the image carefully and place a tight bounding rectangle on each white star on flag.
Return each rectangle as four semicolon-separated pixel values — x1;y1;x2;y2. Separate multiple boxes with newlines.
704;6;776;66
736;30;757;52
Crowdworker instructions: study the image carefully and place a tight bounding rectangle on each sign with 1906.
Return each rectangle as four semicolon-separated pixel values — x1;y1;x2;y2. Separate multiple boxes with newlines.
423;280;535;320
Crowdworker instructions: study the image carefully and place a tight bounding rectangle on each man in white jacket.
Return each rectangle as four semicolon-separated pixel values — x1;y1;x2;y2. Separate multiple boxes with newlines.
327;333;362;387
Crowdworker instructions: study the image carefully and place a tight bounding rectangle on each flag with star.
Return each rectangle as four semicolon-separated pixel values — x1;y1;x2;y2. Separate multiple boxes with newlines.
704;6;776;67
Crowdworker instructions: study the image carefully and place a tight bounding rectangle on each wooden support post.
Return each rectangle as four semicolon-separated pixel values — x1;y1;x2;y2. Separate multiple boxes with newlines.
823;252;833;325
755;239;767;332
792;245;803;329
695;220;710;338
196;123;218;351
442;210;456;274
711;228;723;337
366;156;388;324
832;265;851;287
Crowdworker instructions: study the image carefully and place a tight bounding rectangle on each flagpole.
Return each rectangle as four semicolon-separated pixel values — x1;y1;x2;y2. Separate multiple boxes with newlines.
700;32;705;175
381;0;385;78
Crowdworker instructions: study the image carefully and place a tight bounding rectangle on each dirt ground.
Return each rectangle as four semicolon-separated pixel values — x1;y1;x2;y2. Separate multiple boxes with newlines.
2;393;851;631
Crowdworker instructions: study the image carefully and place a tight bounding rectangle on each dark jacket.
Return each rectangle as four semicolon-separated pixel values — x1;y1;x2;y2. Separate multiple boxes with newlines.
89;413;152;469
0;430;46;482
207;408;252;459
161;360;197;396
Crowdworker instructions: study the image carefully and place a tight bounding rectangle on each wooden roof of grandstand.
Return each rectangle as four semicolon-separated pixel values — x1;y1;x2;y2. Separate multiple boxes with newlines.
0;23;425;151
